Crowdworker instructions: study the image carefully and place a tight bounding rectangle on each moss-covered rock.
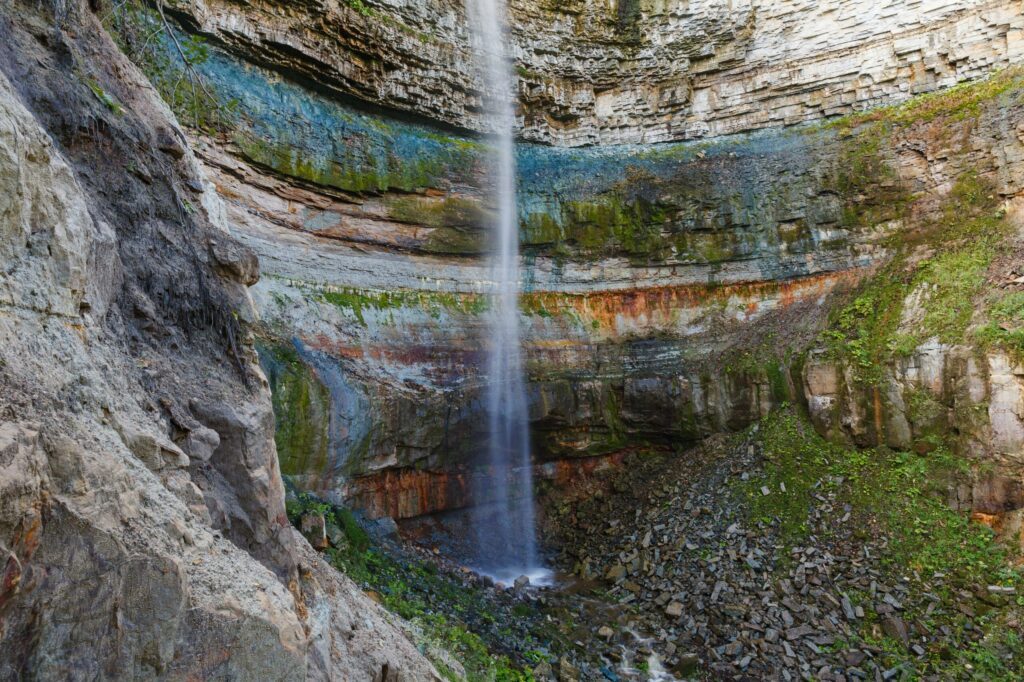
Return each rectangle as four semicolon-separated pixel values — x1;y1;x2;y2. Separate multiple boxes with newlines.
257;341;332;480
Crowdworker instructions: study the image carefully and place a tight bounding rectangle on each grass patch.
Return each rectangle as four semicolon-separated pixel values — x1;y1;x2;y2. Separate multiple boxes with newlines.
822;171;1011;385
284;492;549;681
831;68;1024;131
977;291;1024;364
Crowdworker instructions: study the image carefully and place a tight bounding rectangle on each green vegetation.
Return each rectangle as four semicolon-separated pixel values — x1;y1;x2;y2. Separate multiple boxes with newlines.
739;410;1024;679
342;0;436;43
834;68;1024;130
105;1;238;133
234;134;463;195
387;196;487;229
822;171;1011;385
387;195;489;254
831;120;910;229
523;191;673;264
284;493;545;681
85;77;124;115
723;334;801;404
978;291;1024;363
316;286;489;326
258;343;332;478
344;0;375;17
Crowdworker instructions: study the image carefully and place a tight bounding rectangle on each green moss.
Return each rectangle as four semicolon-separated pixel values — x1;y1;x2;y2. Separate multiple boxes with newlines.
233;133;388;193
523;192;672;263
829;121;911;229
318;286;489;325
387;195;487;229
423;225;487;255
259;343;332;478
834;67;1024;130
674;229;747;264
234;131;471;195
821;170;1009;385
724;338;798;405
741;410;1015;576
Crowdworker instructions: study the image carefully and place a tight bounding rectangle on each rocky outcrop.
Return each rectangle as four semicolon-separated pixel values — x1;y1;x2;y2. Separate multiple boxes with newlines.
169;0;1024;144
803;341;1024;544
0;1;437;678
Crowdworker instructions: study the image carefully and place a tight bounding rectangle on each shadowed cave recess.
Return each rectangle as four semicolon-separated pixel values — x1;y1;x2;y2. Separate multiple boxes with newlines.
3;0;1024;680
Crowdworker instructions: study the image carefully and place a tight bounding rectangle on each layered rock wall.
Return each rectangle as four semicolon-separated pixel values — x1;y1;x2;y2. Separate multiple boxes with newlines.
116;0;1024;543
170;0;1024;144
213;59;1024;532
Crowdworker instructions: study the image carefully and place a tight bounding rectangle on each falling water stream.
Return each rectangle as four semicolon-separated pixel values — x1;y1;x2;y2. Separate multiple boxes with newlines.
467;0;549;586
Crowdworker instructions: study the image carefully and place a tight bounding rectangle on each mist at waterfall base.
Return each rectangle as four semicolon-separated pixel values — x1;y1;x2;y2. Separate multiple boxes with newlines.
467;0;550;588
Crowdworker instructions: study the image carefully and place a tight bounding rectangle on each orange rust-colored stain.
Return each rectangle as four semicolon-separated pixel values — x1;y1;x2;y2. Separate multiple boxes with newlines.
344;469;472;520
1;554;22;608
971;511;1000;529
522;268;865;332
550;451;629;488
300;270;866;369
12;510;42;560
343;452;641;520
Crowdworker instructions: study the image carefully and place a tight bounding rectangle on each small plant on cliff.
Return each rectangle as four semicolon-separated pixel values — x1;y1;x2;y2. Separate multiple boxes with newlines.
978;291;1024;362
344;0;375;17
102;0;238;133
84;77;124;115
822;169;1011;385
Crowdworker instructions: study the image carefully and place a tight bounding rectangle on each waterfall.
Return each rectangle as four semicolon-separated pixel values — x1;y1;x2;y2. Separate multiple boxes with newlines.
467;0;546;584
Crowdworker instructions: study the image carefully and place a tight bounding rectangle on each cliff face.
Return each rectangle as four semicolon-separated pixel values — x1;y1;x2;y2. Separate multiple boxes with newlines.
148;0;1024;540
218;74;1024;536
122;0;1024;542
169;0;1024;144
0;2;436;678
3;0;1024;676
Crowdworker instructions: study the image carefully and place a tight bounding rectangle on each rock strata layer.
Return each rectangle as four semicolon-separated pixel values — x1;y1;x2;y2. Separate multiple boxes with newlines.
170;0;1024;144
199;51;1024;538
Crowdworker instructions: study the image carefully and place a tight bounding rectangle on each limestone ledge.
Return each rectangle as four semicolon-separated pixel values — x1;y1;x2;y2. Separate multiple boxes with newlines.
171;0;1024;145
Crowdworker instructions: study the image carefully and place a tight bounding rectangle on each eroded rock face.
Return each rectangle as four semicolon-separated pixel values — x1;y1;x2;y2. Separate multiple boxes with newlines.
205;54;1024;524
170;0;1024;145
108;0;1024;545
0;1;437;678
